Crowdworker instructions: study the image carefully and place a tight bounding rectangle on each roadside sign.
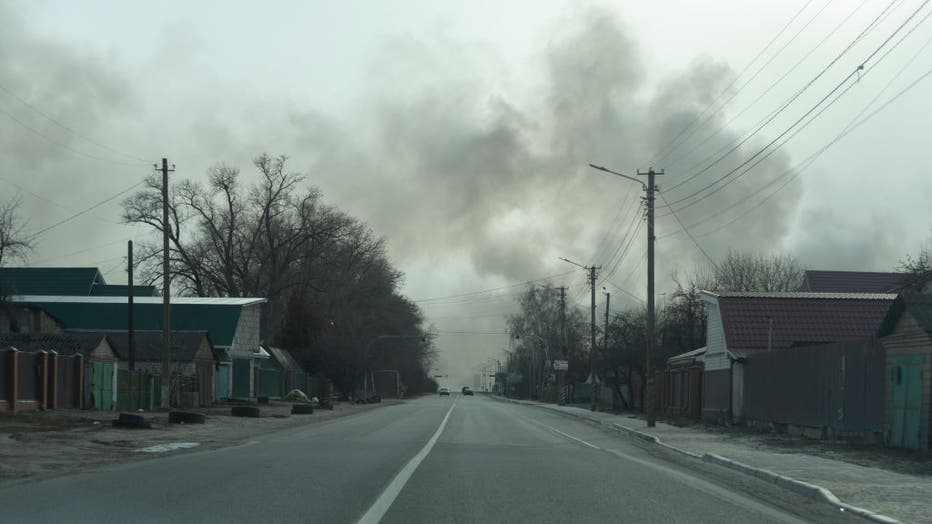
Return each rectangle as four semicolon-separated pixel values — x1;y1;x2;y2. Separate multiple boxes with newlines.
553;359;568;371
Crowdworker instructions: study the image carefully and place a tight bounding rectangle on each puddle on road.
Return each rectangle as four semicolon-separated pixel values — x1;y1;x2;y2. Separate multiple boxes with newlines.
135;442;200;453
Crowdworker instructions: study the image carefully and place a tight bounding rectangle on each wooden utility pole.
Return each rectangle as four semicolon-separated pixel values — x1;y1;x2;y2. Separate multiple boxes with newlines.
603;290;610;354
588;265;599;412
159;158;174;409
127;240;135;371
638;167;663;427
558;286;566;406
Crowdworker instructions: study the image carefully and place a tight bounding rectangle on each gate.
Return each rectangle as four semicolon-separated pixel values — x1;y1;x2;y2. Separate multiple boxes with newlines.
215;363;230;400
92;361;114;410
232;359;251;399
890;355;924;450
116;370;151;411
257;367;281;399
197;362;213;406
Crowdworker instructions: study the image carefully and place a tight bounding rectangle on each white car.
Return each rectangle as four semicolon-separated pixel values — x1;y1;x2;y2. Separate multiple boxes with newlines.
438;387;450;396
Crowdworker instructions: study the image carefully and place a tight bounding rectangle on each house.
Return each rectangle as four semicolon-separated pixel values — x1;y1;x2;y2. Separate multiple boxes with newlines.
0;332;117;410
800;270;906;293
700;291;896;424
68;330;216;408
8;295;267;400
878;294;932;451
0;267;157;297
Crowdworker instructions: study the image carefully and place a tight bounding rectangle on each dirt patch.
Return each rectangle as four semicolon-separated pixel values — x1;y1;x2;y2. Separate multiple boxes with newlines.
0;399;395;487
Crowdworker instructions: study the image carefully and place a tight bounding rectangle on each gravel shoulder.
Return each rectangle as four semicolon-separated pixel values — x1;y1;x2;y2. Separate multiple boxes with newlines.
0;400;397;487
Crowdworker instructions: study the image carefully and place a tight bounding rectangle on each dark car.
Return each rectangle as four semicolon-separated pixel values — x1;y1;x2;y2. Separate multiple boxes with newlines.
461;387;474;396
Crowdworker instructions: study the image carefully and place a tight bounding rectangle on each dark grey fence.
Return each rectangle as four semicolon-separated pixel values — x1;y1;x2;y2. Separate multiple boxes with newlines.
742;338;885;436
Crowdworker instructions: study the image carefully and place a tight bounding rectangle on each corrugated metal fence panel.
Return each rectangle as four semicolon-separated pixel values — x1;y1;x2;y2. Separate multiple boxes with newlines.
17;352;39;401
0;350;8;402
294;372;308;394
257;368;281;398
743;338;884;435
57;356;76;409
116;370;151;411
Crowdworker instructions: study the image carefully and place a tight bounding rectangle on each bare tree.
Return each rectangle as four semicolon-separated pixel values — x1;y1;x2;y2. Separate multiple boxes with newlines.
0;196;34;267
711;250;803;292
897;245;932;293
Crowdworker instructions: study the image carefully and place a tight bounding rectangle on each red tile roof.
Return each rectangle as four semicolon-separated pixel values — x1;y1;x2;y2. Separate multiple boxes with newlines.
707;291;896;357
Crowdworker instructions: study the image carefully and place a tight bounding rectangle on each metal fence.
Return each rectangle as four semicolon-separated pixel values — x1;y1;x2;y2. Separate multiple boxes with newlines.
742;338;885;437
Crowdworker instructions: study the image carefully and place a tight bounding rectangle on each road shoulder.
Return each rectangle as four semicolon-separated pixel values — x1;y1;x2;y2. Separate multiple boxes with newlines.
493;396;921;524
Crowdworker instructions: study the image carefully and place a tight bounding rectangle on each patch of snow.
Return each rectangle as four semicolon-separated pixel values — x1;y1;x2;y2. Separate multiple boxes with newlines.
135;442;200;453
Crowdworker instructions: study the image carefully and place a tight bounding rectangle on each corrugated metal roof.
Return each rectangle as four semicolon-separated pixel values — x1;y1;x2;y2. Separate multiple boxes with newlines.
709;293;894;357
0;267;104;296
802;270;906;293
667;346;706;366
707;291;897;300
0;332;110;356
12;295;266;306
90;285;159;297
66;330;211;361
264;345;304;372
9;297;262;347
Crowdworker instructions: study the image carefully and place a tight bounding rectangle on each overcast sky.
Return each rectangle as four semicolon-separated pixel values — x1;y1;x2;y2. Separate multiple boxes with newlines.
3;0;932;385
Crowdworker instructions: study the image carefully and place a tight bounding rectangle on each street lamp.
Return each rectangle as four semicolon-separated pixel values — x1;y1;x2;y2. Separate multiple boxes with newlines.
588;162;662;427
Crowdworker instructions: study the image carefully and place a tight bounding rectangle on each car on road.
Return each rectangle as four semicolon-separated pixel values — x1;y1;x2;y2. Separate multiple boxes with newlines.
438;387;450;396
461;387;474;396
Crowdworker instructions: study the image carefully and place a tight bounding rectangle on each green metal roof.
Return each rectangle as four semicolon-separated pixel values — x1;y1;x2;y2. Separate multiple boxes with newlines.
0;267;104;296
19;299;245;347
90;284;159;297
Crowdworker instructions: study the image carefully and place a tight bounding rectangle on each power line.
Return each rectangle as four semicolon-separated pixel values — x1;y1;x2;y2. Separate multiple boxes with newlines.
661;0;904;198
31;178;148;238
663;0;871;172
0;105;149;167
413;270;576;303
658;191;717;268
659;0;929;212
647;0;816;166
0;82;149;163
663;40;932;240
30;238;128;265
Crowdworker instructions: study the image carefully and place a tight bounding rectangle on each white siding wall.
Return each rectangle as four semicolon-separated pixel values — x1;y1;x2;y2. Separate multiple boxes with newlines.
704;302;731;371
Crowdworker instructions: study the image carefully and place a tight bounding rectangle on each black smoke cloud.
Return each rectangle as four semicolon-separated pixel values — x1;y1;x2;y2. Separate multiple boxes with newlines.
2;5;813;383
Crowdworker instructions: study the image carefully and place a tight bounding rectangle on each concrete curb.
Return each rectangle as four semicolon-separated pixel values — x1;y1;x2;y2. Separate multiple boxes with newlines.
702;454;899;524
497;397;900;524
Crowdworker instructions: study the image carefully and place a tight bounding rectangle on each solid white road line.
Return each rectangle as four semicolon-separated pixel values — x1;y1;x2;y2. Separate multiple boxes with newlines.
357;400;457;524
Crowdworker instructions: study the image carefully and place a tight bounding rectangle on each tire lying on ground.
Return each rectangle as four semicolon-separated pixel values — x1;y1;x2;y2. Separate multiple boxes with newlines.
291;404;314;415
168;411;206;424
231;406;261;418
113;412;151;429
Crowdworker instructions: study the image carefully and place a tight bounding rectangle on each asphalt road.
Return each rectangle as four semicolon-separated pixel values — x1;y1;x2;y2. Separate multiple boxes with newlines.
0;395;863;523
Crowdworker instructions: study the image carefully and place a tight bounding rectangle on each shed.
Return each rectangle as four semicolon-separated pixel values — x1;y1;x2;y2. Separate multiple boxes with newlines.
264;346;310;396
68;330;216;407
878;294;932;451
